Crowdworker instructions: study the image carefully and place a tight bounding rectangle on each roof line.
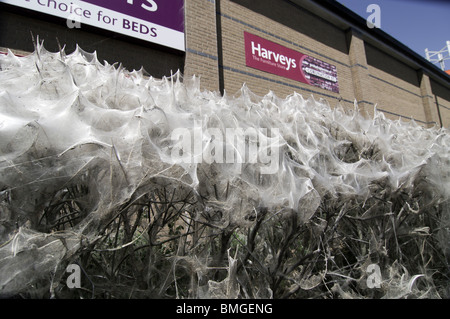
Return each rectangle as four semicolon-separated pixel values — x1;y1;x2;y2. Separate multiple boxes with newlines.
306;0;450;86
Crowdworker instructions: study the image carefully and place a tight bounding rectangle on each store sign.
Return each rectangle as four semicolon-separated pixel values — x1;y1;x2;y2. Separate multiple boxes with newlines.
0;0;185;51
244;32;339;93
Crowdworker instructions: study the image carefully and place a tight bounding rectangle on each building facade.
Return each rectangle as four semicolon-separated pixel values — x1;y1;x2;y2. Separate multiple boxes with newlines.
1;0;449;127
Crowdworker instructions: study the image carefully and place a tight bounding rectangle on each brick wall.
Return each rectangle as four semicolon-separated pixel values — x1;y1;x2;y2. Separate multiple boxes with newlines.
219;0;352;108
346;29;373;116
184;0;450;128
183;0;220;92
364;42;437;125
431;79;450;128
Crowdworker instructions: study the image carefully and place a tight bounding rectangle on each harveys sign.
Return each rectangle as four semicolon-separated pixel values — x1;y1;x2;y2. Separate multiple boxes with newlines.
244;32;339;93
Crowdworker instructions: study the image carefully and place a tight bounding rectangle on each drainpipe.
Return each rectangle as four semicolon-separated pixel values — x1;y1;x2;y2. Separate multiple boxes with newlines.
215;0;225;95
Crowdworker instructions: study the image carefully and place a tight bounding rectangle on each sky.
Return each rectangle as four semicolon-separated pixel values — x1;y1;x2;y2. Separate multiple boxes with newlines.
336;0;450;70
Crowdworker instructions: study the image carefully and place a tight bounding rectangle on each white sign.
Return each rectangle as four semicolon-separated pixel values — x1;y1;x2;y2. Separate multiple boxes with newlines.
0;0;185;51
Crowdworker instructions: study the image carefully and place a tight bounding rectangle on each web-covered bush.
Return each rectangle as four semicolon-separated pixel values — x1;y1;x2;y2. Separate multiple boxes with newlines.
0;41;449;299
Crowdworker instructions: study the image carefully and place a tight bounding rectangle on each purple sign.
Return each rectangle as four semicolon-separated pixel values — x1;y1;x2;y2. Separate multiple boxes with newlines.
0;0;185;51
81;0;184;33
